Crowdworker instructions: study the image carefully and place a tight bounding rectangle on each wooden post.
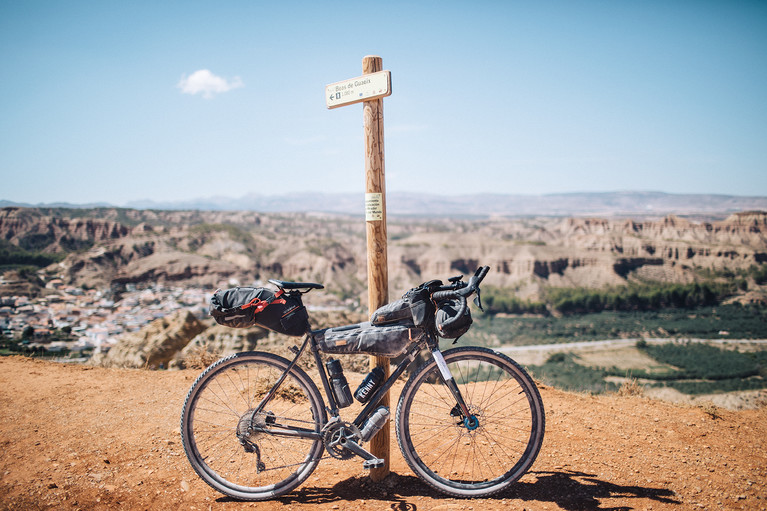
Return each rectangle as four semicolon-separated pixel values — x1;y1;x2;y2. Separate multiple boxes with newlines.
362;54;390;482
325;55;392;481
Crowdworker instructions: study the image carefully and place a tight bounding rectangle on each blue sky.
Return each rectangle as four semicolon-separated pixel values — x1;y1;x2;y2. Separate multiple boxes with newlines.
1;1;765;205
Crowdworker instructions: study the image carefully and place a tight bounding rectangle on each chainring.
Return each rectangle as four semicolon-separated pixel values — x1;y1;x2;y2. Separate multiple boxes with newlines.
321;419;361;460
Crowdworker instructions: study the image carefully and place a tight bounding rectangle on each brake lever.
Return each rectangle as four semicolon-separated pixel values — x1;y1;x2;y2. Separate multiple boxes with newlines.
473;289;484;312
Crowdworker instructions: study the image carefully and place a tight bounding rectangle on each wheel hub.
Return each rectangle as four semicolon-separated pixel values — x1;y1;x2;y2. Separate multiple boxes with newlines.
451;404;483;432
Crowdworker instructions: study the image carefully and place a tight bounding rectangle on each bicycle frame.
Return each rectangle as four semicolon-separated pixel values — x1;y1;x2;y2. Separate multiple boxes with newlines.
249;328;446;441
245;267;489;459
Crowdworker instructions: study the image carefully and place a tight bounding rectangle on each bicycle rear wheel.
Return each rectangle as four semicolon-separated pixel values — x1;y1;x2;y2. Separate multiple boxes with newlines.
180;351;326;500
396;346;545;498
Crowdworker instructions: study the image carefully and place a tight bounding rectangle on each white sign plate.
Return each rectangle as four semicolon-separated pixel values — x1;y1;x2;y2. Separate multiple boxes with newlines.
325;70;392;109
365;192;383;221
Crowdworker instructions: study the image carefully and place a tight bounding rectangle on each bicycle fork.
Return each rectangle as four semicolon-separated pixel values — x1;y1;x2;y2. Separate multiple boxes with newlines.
431;349;479;430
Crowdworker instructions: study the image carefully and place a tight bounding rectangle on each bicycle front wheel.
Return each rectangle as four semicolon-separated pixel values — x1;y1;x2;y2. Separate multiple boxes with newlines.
396;346;545;498
180;351;326;500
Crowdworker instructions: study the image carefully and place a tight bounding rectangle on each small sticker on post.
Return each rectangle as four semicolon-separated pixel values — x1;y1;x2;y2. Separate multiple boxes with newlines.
365;193;383;221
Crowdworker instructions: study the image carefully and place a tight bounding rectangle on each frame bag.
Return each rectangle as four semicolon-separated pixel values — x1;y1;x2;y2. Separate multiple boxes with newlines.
317;321;424;358
210;287;309;336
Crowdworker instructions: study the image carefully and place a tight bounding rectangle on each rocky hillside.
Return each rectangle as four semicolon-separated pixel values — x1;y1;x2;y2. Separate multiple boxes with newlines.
89;310;208;369
89;307;369;372
2;207;766;304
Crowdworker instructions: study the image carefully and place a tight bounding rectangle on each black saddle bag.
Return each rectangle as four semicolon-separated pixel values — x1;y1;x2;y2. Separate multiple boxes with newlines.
210;287;309;337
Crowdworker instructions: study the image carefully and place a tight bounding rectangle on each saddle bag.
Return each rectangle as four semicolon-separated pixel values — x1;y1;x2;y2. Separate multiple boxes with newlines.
210;287;309;337
316;321;424;358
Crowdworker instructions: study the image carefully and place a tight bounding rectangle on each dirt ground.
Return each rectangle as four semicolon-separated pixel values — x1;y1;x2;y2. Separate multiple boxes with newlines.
1;355;766;511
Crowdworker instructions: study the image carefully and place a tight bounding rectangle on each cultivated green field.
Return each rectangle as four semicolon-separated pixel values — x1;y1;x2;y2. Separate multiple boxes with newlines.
464;304;767;346
518;341;767;395
460;305;767;400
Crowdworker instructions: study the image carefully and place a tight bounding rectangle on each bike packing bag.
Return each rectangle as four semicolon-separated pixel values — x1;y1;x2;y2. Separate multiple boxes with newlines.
370;280;440;327
435;298;473;339
210;287;309;336
316;321;424;358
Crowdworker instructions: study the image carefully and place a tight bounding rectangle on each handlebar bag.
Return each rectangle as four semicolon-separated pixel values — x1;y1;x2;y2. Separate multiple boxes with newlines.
210;287;309;336
316;321;424;357
370;282;440;327
435;299;473;339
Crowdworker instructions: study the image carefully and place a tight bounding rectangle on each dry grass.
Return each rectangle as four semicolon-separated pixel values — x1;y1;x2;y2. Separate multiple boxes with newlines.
251;378;306;403
699;400;723;420
184;341;222;370
616;377;645;397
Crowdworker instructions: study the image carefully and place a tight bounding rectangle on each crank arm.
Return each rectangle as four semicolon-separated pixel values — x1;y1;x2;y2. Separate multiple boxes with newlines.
336;436;385;468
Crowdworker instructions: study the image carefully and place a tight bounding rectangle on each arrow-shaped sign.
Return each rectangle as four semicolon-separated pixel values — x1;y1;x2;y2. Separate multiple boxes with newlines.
325;70;391;109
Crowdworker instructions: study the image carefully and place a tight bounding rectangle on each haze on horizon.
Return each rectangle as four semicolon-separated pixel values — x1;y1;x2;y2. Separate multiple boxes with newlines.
1;1;765;206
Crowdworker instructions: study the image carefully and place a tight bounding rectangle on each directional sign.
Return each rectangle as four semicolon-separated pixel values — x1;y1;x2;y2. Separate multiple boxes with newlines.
325;70;392;109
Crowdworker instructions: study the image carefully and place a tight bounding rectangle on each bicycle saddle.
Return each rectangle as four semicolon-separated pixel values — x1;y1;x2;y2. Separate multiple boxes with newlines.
268;279;324;291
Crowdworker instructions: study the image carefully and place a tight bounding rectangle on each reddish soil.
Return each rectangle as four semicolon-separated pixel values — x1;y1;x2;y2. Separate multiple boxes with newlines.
1;355;766;510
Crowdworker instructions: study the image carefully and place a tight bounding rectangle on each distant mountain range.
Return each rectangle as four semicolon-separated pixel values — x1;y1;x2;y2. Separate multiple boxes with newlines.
3;191;767;218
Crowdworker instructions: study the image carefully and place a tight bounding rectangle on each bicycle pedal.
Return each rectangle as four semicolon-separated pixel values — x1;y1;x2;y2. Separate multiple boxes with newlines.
363;458;385;470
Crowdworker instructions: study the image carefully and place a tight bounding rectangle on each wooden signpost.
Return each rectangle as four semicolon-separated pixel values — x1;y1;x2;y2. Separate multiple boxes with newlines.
326;55;391;481
325;69;391;109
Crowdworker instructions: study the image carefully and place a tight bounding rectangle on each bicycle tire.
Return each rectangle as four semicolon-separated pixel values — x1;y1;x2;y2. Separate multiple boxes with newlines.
396;346;545;498
180;351;326;500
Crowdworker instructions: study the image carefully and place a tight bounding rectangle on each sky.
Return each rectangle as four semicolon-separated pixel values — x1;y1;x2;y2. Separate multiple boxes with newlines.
1;1;766;206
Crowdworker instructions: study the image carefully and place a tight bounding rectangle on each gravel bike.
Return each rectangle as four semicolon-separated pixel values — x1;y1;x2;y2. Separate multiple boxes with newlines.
180;266;545;500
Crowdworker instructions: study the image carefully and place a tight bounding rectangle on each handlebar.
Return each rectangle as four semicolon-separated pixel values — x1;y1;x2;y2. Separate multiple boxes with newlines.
431;266;490;333
432;266;489;300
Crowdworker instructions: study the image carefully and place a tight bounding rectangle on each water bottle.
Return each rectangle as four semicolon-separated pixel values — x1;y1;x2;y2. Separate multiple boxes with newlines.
354;366;385;403
326;358;353;408
360;406;390;442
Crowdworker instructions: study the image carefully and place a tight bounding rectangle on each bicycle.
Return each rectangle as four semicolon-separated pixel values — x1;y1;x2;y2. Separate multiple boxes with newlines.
180;265;545;500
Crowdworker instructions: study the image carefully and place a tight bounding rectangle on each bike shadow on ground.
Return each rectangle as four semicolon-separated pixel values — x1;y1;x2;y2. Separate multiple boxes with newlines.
254;469;681;511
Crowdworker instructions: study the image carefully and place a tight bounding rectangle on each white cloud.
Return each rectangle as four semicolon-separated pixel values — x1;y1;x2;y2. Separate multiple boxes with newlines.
177;69;243;99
